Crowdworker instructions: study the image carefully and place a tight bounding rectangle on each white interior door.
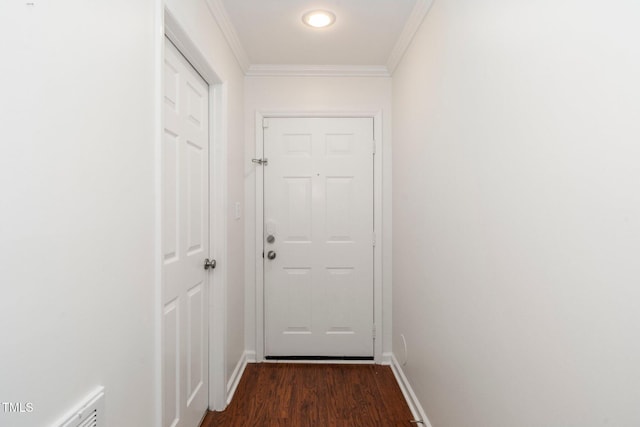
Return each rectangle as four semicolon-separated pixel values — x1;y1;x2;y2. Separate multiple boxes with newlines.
263;117;375;358
162;37;210;427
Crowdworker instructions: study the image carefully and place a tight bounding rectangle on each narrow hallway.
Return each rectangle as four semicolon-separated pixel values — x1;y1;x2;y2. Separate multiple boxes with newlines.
201;364;415;427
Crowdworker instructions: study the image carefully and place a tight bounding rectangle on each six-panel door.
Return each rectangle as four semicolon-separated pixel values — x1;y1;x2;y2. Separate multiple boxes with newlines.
264;117;375;358
162;37;209;427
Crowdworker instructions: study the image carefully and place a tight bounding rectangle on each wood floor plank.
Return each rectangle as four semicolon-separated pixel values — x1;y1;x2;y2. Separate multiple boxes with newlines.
200;363;415;427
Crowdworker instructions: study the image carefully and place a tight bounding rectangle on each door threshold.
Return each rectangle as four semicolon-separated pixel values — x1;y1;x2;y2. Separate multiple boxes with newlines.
265;356;374;361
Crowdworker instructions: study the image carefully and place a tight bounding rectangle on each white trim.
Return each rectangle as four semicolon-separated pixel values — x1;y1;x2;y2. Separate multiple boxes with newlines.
153;1;163;426
205;0;250;73
226;351;252;405
199;0;433;76
201;0;434;77
254;112;265;361
163;7;229;413
371;111;384;364
386;0;434;75
164;11;222;85
246;64;390;78
380;351;393;366
245;350;257;363
390;354;434;427
209;82;229;411
254;110;384;363
253;110;384;119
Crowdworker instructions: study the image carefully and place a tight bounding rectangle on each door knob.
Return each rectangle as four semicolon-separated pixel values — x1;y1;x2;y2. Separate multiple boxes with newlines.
267;251;276;260
204;258;217;270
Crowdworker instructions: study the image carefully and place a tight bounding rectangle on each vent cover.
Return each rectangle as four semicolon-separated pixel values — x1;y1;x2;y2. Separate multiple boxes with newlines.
76;409;97;427
56;387;104;427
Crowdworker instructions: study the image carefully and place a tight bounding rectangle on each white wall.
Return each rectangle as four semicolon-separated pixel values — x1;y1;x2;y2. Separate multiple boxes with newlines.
392;1;640;426
164;0;246;402
0;1;245;425
0;1;157;426
244;76;393;359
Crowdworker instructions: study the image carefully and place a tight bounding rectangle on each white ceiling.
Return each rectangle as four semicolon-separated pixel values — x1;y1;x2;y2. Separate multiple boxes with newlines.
212;0;432;76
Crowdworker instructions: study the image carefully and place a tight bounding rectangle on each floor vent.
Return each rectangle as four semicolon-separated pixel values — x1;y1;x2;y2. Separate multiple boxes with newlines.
56;387;104;427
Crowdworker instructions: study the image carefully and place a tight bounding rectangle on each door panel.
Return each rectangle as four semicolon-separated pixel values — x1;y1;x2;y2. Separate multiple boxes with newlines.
186;282;204;404
162;37;209;427
163;300;179;426
264;117;374;358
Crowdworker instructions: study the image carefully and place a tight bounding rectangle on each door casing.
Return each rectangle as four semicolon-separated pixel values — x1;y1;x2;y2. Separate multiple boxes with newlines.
253;110;384;363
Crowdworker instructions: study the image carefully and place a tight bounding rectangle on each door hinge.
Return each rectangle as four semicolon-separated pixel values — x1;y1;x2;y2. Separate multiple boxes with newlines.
372;232;376;247
372;324;377;340
262;118;269;129
372;140;376;155
252;158;268;165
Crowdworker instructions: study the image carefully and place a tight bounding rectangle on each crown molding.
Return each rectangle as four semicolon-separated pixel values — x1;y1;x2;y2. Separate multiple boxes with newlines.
205;0;250;73
205;0;433;77
246;64;391;78
386;0;434;75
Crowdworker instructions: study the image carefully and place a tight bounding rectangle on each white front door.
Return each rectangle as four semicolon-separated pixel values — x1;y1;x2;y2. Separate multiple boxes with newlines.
162;37;210;427
263;117;375;358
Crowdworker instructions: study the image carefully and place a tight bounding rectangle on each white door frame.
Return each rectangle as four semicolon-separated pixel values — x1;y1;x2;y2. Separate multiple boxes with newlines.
254;110;384;363
158;8;229;414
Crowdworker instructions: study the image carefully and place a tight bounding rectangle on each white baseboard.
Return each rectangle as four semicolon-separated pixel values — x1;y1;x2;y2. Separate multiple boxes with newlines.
226;351;253;405
381;351;393;365
390;354;433;427
245;350;257;363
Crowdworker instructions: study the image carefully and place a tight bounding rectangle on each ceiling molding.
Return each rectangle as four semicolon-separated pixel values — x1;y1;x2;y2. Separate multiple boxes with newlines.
206;0;433;77
246;64;391;78
205;0;251;73
386;0;434;75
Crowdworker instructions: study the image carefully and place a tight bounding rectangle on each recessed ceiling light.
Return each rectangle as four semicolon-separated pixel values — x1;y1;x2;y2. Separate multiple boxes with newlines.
302;10;336;28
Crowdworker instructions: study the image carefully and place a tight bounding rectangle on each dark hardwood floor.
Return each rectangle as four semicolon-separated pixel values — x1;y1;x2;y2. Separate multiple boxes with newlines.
200;363;415;427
